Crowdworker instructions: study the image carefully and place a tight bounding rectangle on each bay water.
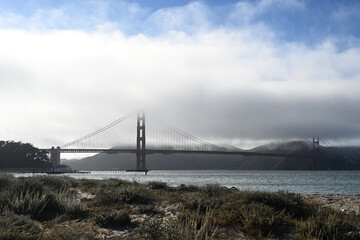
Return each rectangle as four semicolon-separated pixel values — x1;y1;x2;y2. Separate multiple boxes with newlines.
58;170;360;195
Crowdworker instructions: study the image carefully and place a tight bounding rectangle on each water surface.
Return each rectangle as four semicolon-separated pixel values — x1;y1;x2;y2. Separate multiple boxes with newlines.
57;170;360;195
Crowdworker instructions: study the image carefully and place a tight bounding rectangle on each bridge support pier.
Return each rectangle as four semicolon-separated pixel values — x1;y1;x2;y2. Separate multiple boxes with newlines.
50;146;61;167
312;137;320;170
136;112;147;171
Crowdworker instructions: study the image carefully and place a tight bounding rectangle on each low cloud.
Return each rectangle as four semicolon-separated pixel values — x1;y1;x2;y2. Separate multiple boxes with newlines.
0;1;359;149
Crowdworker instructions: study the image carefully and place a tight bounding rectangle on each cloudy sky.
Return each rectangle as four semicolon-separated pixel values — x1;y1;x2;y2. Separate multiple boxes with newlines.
0;0;360;151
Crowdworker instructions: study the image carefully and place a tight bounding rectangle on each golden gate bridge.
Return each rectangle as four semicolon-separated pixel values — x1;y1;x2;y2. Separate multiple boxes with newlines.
42;112;318;172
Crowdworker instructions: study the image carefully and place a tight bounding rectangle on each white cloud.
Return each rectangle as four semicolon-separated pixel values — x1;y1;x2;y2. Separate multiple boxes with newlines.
0;27;359;149
229;0;304;23
0;1;359;150
145;2;212;34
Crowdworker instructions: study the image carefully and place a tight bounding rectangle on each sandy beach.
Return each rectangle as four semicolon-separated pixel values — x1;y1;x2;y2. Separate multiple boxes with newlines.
302;193;360;215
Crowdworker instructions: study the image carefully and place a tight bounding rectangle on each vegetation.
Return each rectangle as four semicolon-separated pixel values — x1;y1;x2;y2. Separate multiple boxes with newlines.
0;140;51;169
0;173;359;239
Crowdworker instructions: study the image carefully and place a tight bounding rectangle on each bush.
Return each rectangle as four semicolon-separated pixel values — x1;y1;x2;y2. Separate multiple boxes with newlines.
295;207;360;240
176;184;200;192
35;175;78;191
147;181;169;190
0;213;41;240
2;177;85;220
178;207;219;240
201;184;227;198
94;210;131;227
0;173;18;192
42;221;97;240
49;188;86;217
184;193;222;213
217;202;286;238
242;191;307;218
97;185;153;205
7;188;49;217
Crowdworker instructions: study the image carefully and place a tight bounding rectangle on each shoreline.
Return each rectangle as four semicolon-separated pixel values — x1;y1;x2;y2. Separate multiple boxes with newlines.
1;174;359;239
301;193;360;215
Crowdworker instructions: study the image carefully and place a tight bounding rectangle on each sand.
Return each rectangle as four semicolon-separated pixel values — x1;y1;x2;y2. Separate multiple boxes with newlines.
301;193;360;215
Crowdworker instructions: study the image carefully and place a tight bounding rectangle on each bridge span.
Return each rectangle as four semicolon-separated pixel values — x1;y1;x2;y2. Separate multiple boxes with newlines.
43;112;317;171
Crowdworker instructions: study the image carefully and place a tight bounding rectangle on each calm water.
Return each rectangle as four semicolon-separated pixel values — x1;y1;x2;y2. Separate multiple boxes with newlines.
14;170;360;195
60;170;360;195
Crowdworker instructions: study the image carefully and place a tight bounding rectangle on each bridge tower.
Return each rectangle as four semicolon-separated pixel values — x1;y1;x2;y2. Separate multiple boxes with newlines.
50;146;61;167
312;137;320;170
136;112;147;171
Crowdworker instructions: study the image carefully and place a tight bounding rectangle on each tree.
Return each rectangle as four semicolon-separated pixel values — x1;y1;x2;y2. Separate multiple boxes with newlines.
0;140;51;168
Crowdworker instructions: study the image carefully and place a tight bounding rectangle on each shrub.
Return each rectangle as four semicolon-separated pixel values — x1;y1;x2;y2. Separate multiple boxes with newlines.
77;179;100;193
35;175;78;191
94;210;131;227
42;221;97;240
0;213;41;240
201;184;227;198
16;177;46;195
50;188;86;217
132;217;167;240
295;207;360;240
217;202;287;238
184;193;222;213
178;207;219;240
97;185;153;205
7;188;49;217
4;178;85;219
137;204;158;215
237;203;285;238
147;181;169;190
0;173;17;192
176;184;200;192
242;191;307;218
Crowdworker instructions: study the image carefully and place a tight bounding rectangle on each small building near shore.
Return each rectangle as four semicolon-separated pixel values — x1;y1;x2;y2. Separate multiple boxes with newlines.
51;164;72;173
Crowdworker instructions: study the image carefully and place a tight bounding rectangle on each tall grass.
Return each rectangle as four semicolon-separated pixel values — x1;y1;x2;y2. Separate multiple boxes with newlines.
1;174;359;240
179;207;219;240
0;213;41;240
295;207;360;240
96;185;153;205
0;175;86;220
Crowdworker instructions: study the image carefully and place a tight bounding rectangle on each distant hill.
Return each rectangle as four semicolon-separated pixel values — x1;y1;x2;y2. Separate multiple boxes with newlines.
62;141;360;171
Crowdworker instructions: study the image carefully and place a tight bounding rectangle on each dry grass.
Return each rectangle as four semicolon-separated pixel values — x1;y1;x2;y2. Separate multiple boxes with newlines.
1;173;359;240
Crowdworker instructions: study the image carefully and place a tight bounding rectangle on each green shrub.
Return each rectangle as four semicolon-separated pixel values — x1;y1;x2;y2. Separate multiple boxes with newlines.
8;188;49;217
147;181;169;190
50;188;86;217
94;210;131;227
242;191;307;218
176;184;200;192
184;193;222;213
3;178;85;219
137;204;158;215
178;207;219;240
35;175;78;191
132;217;167;240
77;179;101;193
0;213;41;240
217;202;287;238
0;173;17;192
238;203;285;238
42;221;97;240
97;185;153;205
295;207;360;240
201;184;227;198
16;177;47;195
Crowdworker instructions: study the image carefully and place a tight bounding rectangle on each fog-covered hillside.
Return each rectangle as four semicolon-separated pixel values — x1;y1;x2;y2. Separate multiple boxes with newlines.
63;141;360;171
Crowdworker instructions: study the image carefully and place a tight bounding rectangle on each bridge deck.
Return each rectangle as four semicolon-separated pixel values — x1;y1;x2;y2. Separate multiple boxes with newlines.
41;148;312;158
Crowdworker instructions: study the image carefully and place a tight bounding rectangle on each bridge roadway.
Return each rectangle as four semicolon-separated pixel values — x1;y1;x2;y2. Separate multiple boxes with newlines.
41;148;312;158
